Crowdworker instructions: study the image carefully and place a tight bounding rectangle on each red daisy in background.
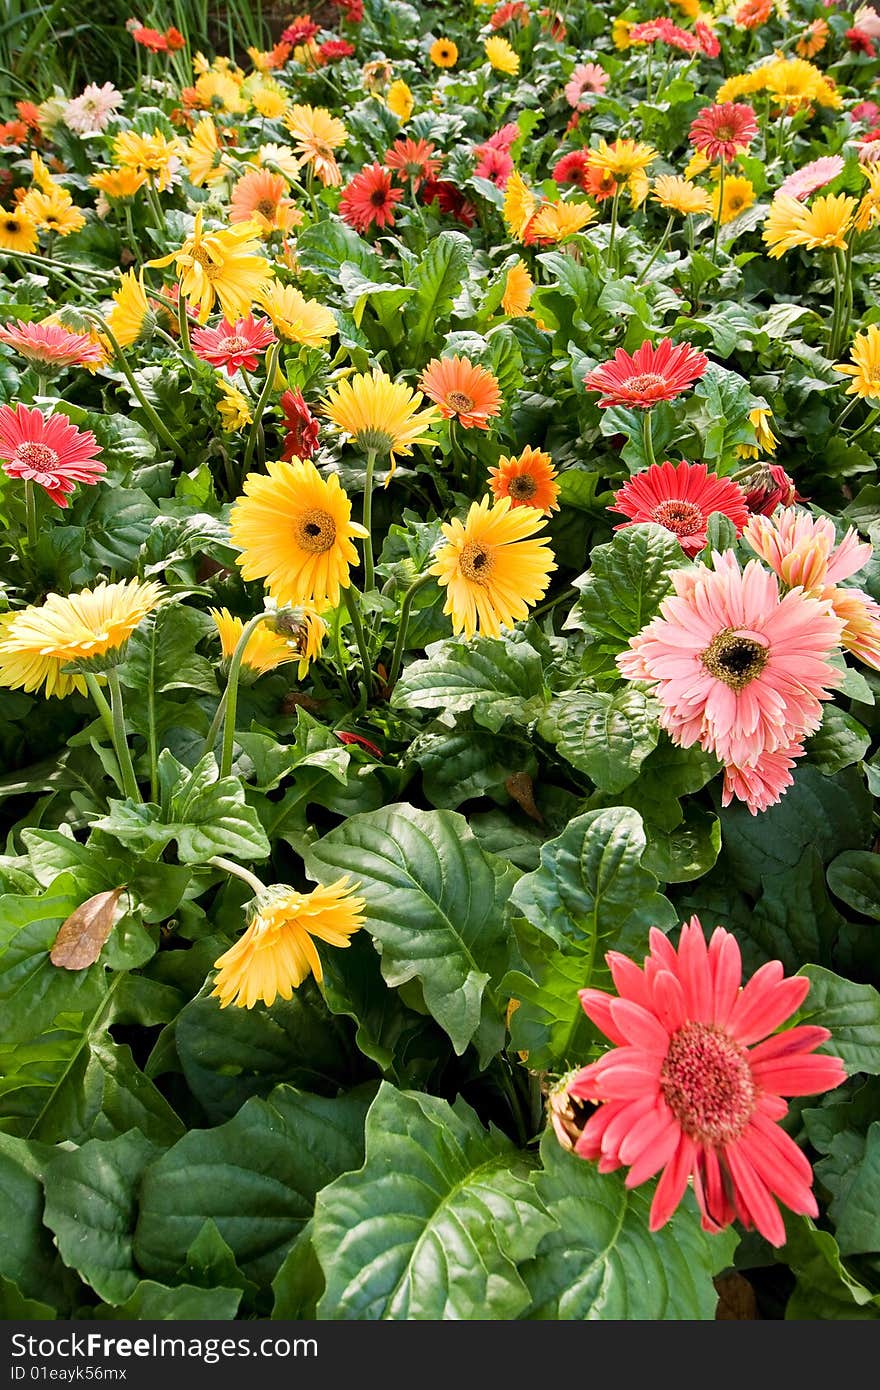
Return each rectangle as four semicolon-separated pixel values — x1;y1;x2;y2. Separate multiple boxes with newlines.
695;20;721;56
0;319;104;373
569;917;846;1246
846;27;876;55
281;17;320;44
320;39;356;61
689;102;758;162
339;164;403;233
611;460;749;556
279;388;320;460
419;354;503;430
384;137;441;191
420;179;477;226
473;144;514;187
584;166;618;201
742;463;801;515
191;315;275;376
0;403;104;507
584;338;708;409
553;150;591;190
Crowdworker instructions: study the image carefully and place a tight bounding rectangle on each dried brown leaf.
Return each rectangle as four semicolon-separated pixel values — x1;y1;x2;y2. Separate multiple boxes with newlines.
50;887;125;971
505;772;543;824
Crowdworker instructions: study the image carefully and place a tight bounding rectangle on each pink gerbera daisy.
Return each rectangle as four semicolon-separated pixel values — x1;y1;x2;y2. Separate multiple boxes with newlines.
339;163;403;233
0;403;104;507
0;319;104;373
742;507;871;593
778;155;845;202
696;20;721;57
723;742;805;813
617;550;844;768
689;103;758;162
564;62;608;108
584;338;708;409
569;917;847;1246
191;315;275;376
473;143;514;187
611;460;750;557
485;122;521;152
279;387;320;460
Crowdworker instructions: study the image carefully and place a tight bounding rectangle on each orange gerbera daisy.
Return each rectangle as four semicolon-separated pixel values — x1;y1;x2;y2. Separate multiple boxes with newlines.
488;446;559;513
229;168;302;235
418;354;502;430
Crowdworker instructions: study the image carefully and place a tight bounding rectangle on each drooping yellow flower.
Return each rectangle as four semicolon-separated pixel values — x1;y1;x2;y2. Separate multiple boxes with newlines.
386;79;415;123
503;169;537;239
715;69;771;103
285;104;347;187
229;458;368;609
185;117;227;187
587;138;658;180
258;283;336;345
684;149;712;180
485;35;520;74
500;259;534;316
30;151;56;193
192;69;249;114
835;325;880;400
713;174;756;225
0;209;38;254
612;17;633;48
209;605;325;679
217;380;253;432
112;128;183;191
106;270;152;348
19;186;85;237
211;878;365;1006
149;209;273;323
322;369;441;473
529;199;597;241
652;175;712;217
429;495;556;640
763;193;856;258
735;407;779;459
257;142;302;182
0;579;163;672
89;167;148;201
0;612;87;699
430;37;459;67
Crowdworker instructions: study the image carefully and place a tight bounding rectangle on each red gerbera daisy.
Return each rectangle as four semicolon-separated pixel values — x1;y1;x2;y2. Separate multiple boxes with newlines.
473;144;514;187
281;18;320;45
742;463;801;515
339;163;403;233
191;315;275;376
0;403;104;507
584;338;708;410
491;1;529;27
611;460;749;557
131;26;168;51
569;917;846;1246
319;38;356;61
553;150;591;190
846;26;876;55
695;20;721;56
689;102;758;163
384;137;440;191
584;165;618;201
419;179;477;226
279;387;320;460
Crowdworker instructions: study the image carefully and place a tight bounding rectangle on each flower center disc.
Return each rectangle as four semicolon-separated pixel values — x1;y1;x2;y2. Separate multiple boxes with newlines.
701;627;769;690
660;1021;756;1146
447;390;475;413
296;508;337;553
508;474;537;499
622;372;666;394
459;541;494;583
16;441;59;478
256;199;277;217
222;336;249;353
650;497;703;536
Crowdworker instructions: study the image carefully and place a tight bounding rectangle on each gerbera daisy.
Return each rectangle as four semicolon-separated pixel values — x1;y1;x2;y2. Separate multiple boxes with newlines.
489;446;559;513
796;19;829;57
742;464;799;516
491;1;529;26
734;0;772;29
473;144;514;187
846;26;876;55
149;210;274;324
485;35;519;74
501;259;535;316
184;117;226;187
570;918;846;1244
285;104;347;187
257;143;302;183
827;586;880;671
281;17;320;45
430;495;556;639
742;508;871;595
0;209;38;254
766;59;840;110
216;381;252;432
722;743;804;814
386;80;414;123
279;388;320;460
64;82;122;135
250;84;288;121
0;404;104;507
89;167;148;202
584;338;708;410
430;37;458;67
106;270;152;349
503;169;537;238
229;168;301;235
419;355;502;430
212;878;365;1007
713;174;756;224
210;605;324;679
191;315;275;376
112;128;183;191
0;579;163;668
611;461;749;557
696;20;721;56
735;406;778;460
835;323;880;399
763;193;856;259
19;187;85;237
587;137;658;179
339;163;403;232
319;39;355;62
527;199;597;243
230;458;368;609
564;62;608;108
0;611;87;700
323;368;440;473
617;551;844;768
258;283;337;346
778;156;844;202
0;320;104;373
584;166;619;202
553;151;590;190
652;174;712;217
384;137;440;190
689;103;758;163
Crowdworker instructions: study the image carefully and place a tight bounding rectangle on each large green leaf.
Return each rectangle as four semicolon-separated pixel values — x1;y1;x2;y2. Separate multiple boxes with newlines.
522;1133;738;1319
0;1132;72;1310
778;1217;880;1320
409;724;537;809
827;850;880;921
795;965;880;1075
404;231;471;350
119;604;217;701
313;1085;553;1320
95;1281;242;1319
134;1085;370;1288
567;524;688;657
392;631;546;733
306;803;517;1064
538;687;660;792
0;881;108;1044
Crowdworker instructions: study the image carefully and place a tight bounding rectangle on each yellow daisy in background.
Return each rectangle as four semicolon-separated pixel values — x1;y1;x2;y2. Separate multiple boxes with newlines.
250;84;288;121
192;68;249;115
587;138;658;180
763;192;856;258
217;380;253;431
386;79;415;123
835;325;880;400
855;162;880;233
185;117;227;188
503;170;537;239
0;208;38;254
211;877;366;1007
652;175;712;217
500;259;535;316
112;128;183;191
712;174;756;225
430;495;556;639
612;17;633;48
149;209;273;322
19;186;85;237
485;35;520;74
735;407;779;459
257;143;302;183
285;104;347;187
0;579;163;672
106;270;152;348
89;168;148;202
323;369;441;473
258;283;336;346
529;200;597;241
430;37;459;67
0;612;87;699
229;458;368;609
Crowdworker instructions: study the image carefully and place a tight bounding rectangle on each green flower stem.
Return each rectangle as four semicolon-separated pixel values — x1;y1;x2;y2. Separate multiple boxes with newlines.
107;668;141;803
833;395;860;431
220;612;270;779
145;179;166;234
85;674;122;792
642;410;658;469
387;573;433;691
0;250;116;281
638;215;674;283
176;281;194;360
711;157;725;264
829;250;845;362
90;315;187;462
208;855;266;898
343;586;374;698
607;186;621;269
848;407;880;445
242;341;281;477
24;479;38;554
361;446;377;592
202;687;228;760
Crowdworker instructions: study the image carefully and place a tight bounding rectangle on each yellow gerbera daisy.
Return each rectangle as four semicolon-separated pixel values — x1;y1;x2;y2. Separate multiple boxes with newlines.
211;878;365;1007
835;325;880;400
106;270;152;348
0;612;87;699
429;495;556;639
715;70;772;104
386;79;415;123
193;69;249;114
19;187;85;237
0;579;163;672
322;369;441;472
612;17;633;48
257;142;302;182
713;174;756;225
285;104;347;188
185;117;227;188
217;380;253;431
587;138;658;180
30;151;56;193
503;169;537;239
763;193;856;258
229;458;368;609
735;407;779;459
149;209;274;323
0;209;38;254
112;128;183;192
209;605;325;679
500;259;534;316
89;168;148;201
652;175;712;217
250;84;288;120
529;199;597;241
485;36;520;74
430;37;458;67
855;162;880;233
258;283;336;346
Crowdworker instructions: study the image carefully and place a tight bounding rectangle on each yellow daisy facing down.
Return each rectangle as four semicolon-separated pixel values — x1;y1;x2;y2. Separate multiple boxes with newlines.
763;193;855;259
430;495;556;640
258;283;336;346
0;579;163;674
736;407;778;459
217;380;253;432
500;259;535;316
285;104;347;187
485;36;520;74
106;270;152;349
185;117;227;188
323;369;441;474
835;325;880;401
149;209;274;323
209;605;326;680
211;877;366;1007
430;38;458;67
89;168;148;202
503;170;537;239
229;458;368;610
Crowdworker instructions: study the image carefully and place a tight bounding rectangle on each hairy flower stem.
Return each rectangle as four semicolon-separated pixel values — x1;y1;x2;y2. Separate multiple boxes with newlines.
361;447;377;592
642;410;658;468
638;215;674;283
24;480;38;555
208;855;267;898
176;280;194;360
219;612;270;778
387;573;433;691
343;587;374;699
829;251;846;362
242;341;281;477
107;668;141;803
607;186;621;269
85;675;124;795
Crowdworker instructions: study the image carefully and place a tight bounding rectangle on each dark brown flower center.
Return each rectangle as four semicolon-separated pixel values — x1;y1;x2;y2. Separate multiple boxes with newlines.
447;390;475;413
459;541;494;583
295;507;337;553
650;498;703;536
508;474;537;499
661;1021;755;1146
256;198;277;217
701;627;768;689
4;219;21;233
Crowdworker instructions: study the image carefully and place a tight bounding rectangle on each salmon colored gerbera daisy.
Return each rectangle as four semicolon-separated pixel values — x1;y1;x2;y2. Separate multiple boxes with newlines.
0;403;104;507
229;168;302;235
584;338;708;409
489;446;559;513
611;461;749;557
285;104;347;187
339;163;403;232
0;319;105;373
384;137;440;190
430;495;556;639
419;354;502;430
569;917;846;1246
212;878;365;1006
689;103;758;162
191;314;275;375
